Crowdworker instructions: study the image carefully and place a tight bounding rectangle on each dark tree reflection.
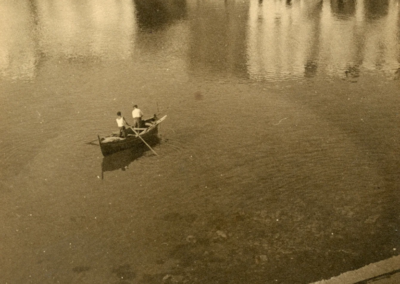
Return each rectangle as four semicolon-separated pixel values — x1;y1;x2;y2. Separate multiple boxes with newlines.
364;0;389;20
330;0;355;19
133;0;187;31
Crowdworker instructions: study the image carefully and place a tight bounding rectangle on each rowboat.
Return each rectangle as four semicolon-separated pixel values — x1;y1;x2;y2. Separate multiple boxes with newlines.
98;115;167;156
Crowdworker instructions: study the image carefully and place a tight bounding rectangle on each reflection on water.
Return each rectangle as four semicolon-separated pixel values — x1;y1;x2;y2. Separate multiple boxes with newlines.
35;0;137;60
330;0;356;18
0;0;137;81
0;2;38;80
0;0;398;82
364;0;389;19
0;1;399;283
247;0;399;81
187;0;249;78
101;136;160;179
133;0;187;31
247;0;324;80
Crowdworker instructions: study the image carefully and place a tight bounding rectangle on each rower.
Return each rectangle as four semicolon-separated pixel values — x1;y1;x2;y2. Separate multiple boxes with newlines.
132;105;144;128
116;111;130;138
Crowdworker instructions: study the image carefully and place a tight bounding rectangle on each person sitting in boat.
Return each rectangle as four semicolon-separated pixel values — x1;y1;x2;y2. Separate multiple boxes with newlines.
132;105;143;128
116;111;130;138
144;114;158;126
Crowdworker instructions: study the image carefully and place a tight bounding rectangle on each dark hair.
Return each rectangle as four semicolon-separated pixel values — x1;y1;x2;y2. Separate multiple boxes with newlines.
133;105;138;108
117;111;121;116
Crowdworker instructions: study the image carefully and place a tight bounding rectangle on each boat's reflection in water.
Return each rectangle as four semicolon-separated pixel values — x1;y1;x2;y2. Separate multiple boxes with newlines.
101;136;160;179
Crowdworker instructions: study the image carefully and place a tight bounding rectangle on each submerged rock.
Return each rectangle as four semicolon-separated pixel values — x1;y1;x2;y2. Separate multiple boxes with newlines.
255;254;268;264
162;274;185;283
216;230;227;239
186;235;197;243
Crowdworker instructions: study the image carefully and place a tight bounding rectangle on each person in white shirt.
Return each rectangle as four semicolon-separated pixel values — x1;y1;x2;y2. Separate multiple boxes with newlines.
132;105;143;128
116;111;130;138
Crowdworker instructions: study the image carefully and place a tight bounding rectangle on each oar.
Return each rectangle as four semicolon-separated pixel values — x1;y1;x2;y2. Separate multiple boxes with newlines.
130;127;158;156
86;138;99;145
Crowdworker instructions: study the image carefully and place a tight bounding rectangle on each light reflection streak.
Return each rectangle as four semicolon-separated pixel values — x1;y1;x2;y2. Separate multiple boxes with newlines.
247;0;323;80
362;0;399;71
318;0;359;76
36;0;136;60
0;0;137;81
246;0;399;80
0;0;398;82
0;2;38;80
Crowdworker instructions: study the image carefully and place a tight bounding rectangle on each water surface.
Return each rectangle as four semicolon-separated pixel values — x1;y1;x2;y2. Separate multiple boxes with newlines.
0;0;399;283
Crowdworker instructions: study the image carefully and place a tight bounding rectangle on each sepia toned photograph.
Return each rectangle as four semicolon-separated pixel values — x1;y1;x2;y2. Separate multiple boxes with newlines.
0;0;399;283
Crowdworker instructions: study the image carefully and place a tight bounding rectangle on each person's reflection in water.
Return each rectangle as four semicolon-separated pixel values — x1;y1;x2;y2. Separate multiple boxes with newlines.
304;61;318;78
345;65;360;78
394;68;400;80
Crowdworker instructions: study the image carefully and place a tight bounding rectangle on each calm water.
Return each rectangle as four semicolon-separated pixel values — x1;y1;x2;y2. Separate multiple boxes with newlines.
0;0;399;283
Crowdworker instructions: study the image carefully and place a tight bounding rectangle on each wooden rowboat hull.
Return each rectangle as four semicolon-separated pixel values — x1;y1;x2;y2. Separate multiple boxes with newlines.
98;115;166;156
